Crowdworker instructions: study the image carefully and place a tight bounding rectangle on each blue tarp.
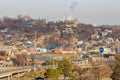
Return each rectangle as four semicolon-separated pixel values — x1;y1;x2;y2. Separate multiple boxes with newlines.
48;44;55;49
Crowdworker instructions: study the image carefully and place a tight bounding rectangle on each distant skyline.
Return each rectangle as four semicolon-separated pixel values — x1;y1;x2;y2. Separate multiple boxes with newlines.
0;0;120;25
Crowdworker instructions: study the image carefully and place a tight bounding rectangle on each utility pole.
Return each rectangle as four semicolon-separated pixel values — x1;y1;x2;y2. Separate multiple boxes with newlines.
52;57;54;69
99;47;104;65
98;47;104;80
33;22;37;51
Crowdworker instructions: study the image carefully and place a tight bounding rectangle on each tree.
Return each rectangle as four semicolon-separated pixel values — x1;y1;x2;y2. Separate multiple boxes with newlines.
111;54;120;80
24;69;43;78
11;54;28;66
42;60;58;66
1;16;14;27
58;57;75;80
91;62;112;80
73;66;88;80
45;68;60;80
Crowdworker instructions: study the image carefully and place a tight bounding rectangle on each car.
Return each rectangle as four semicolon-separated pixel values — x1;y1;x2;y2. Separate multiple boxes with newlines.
35;77;44;80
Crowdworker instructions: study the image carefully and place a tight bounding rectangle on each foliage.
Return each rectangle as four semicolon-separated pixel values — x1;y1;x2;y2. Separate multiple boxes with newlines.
44;68;60;80
24;69;44;78
42;60;58;66
0;15;96;48
73;66;87;80
58;57;74;80
11;54;28;66
91;62;112;80
111;54;120;80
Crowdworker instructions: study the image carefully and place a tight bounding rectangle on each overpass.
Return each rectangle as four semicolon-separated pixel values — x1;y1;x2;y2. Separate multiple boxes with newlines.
0;66;33;80
0;65;56;80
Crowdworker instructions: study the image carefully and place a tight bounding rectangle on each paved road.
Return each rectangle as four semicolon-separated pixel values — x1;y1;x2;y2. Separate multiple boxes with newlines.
0;65;57;78
0;66;32;78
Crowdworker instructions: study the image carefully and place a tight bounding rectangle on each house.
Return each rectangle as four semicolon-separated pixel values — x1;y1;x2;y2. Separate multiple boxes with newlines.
26;48;36;53
0;28;8;33
77;40;83;45
116;48;120;53
107;37;114;42
63;26;74;34
54;48;61;53
72;59;89;66
0;61;7;67
36;48;47;53
61;48;76;54
102;32;108;36
103;48;113;54
53;57;63;61
105;29;112;33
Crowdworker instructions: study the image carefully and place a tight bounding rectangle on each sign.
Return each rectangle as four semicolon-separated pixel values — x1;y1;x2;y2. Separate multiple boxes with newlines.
99;47;104;55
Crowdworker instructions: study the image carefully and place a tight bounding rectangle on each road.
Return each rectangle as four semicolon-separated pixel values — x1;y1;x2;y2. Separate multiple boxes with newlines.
0;65;57;79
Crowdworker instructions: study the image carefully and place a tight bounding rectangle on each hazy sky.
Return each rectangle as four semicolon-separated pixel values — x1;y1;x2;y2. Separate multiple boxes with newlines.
0;0;120;25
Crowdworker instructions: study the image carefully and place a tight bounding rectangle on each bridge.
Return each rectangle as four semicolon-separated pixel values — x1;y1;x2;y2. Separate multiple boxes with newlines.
0;65;56;80
0;66;34;80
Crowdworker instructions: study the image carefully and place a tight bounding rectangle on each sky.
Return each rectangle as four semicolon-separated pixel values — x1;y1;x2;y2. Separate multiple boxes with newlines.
0;0;120;25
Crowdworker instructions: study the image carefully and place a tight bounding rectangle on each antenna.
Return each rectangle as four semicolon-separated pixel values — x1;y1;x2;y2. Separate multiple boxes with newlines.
70;2;78;16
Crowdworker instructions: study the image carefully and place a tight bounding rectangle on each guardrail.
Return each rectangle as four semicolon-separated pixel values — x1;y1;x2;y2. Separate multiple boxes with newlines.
0;65;57;79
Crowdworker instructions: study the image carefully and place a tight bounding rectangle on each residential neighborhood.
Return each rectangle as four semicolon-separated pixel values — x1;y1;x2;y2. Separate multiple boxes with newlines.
0;15;119;80
0;0;120;80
